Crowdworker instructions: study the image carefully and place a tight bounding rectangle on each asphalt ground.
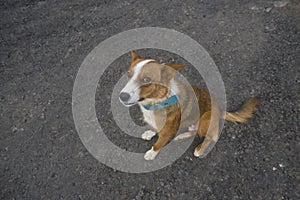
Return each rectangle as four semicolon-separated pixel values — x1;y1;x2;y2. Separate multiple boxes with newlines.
1;0;299;199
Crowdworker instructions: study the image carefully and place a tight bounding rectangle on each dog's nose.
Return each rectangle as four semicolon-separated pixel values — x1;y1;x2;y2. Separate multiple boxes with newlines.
119;92;130;102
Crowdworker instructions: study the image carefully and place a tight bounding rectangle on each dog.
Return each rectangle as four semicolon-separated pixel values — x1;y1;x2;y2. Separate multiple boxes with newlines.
119;51;259;160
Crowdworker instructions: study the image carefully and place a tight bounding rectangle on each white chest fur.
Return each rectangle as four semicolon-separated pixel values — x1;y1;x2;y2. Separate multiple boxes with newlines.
139;105;157;130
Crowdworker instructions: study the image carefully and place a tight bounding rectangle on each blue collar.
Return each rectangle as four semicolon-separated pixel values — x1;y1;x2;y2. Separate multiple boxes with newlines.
142;95;179;110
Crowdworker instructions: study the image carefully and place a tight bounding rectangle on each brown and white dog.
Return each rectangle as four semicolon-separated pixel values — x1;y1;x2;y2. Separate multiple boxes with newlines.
119;51;259;160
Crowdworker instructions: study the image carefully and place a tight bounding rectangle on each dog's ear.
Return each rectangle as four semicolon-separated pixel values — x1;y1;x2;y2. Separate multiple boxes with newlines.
161;63;185;82
131;51;141;62
164;63;185;70
161;65;177;83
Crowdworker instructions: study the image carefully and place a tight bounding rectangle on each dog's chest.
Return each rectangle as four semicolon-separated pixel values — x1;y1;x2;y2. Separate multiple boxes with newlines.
140;106;158;130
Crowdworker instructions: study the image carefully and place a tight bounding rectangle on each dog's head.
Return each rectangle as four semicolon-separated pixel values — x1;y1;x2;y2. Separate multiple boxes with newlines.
119;51;185;106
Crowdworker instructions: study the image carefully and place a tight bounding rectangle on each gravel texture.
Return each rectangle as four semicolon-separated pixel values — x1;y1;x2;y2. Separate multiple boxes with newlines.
1;0;299;199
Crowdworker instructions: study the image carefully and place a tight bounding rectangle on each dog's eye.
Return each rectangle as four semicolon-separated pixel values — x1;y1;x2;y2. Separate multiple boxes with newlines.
127;71;132;78
142;77;151;83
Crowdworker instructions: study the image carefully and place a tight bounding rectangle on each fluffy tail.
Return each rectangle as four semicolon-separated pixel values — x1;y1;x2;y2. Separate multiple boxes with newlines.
225;98;259;123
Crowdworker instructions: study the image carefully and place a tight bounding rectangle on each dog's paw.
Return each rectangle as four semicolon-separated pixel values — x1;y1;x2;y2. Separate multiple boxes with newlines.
174;132;195;141
194;147;208;158
193;149;202;157
141;130;156;141
194;140;216;158
144;147;159;160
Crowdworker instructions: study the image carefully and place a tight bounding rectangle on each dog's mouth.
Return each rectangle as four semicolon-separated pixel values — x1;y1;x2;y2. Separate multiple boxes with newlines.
123;98;145;106
123;102;135;106
138;97;145;102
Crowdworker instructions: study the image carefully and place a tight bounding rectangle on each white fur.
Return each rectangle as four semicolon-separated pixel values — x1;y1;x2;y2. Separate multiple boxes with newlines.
194;149;201;157
120;59;154;105
144;146;159;160
140;105;157;130
170;79;180;96
174;131;196;141
188;124;197;131
138;79;179;130
141;130;156;140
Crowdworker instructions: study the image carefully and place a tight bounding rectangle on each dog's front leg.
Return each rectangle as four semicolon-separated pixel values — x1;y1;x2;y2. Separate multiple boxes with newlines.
144;133;175;160
144;114;180;160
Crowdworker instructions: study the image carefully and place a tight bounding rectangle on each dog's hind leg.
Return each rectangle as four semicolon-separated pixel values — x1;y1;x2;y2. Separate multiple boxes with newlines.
194;111;219;158
194;134;217;158
174;123;198;141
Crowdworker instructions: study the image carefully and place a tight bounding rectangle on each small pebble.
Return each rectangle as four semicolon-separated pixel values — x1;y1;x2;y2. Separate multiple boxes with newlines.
279;163;284;168
265;7;272;12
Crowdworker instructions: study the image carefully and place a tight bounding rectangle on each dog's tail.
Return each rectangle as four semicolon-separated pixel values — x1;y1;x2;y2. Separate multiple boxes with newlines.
225;98;259;123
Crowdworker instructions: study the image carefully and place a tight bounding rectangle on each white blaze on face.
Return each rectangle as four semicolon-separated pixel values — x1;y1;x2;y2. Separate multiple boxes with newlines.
120;59;154;105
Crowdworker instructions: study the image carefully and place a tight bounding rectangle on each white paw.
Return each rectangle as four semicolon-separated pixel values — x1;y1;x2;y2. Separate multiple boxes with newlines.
174;132;195;141
194;148;206;158
194;149;201;157
144;147;159;160
141;130;156;140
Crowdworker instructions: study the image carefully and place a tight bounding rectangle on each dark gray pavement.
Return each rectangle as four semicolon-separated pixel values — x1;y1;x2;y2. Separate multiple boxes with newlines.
1;0;299;199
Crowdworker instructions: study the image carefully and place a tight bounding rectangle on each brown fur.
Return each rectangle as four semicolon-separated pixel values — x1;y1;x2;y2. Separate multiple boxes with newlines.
127;51;259;158
153;105;181;151
225;98;260;123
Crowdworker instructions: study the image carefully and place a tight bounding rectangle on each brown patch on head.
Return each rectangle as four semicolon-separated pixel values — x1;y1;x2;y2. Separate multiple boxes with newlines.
164;63;185;71
138;63;181;101
126;51;145;78
126;51;185;102
138;63;168;100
